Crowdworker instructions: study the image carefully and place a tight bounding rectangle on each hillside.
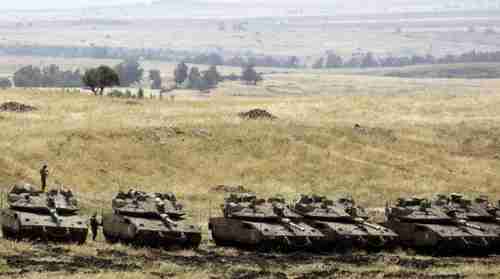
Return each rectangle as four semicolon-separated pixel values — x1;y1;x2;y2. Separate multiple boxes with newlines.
0;73;499;214
0;73;500;278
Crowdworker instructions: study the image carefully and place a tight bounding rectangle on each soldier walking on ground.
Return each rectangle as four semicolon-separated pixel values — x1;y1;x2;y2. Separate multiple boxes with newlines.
40;164;49;192
90;213;101;241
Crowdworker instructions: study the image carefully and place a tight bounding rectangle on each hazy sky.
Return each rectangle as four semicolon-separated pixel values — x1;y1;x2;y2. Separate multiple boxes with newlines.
1;0;153;10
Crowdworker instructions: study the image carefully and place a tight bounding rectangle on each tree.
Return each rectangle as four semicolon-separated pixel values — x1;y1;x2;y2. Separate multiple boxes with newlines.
0;78;12;89
114;58;143;87
149;69;162;90
137;88;144;99
312;57;324;69
241;64;260;85
174;62;188;85
285;56;300;68
361;52;379;68
13;64;82;88
82;66;119;96
187;67;202;89
202;65;221;88
13;65;42;87
82;68;99;95
325;53;343;68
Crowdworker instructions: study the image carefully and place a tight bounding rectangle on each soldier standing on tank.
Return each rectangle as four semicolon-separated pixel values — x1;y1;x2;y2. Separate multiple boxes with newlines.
90;213;101;241
40;164;49;192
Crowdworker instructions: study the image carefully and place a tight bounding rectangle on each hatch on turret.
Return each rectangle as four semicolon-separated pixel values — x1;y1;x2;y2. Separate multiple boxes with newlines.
223;193;300;220
292;194;370;221
112;189;185;219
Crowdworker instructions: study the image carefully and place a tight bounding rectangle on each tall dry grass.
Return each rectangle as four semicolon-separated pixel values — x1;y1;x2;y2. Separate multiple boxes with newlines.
0;73;498;225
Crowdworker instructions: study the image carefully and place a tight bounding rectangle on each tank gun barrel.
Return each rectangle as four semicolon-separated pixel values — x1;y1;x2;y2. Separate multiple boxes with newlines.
463;222;482;231
281;218;305;231
362;221;385;231
454;219;483;231
160;213;177;228
353;217;385;231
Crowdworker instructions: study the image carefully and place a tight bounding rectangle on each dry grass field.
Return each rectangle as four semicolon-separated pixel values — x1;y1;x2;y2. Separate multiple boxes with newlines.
0;72;500;278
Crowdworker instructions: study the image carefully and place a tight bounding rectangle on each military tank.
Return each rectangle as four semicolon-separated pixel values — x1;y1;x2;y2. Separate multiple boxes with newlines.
0;183;88;244
102;189;201;249
385;196;497;253
209;193;324;251
291;195;397;251
432;194;500;247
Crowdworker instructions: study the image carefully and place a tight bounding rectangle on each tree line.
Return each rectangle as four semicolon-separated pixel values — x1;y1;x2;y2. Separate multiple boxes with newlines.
312;50;500;69
0;45;297;69
12;59;162;91
13;65;82;87
173;63;261;89
4;44;500;70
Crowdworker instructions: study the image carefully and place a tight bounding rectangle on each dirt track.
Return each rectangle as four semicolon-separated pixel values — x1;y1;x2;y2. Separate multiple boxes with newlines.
1;244;500;279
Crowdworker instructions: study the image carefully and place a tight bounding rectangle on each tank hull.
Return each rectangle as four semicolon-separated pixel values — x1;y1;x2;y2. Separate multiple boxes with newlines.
385;221;498;254
209;217;324;251
467;221;500;251
0;210;88;244
102;213;201;249
306;220;398;251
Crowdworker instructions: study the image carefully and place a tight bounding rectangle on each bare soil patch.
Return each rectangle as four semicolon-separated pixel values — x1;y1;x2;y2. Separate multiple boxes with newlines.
0;102;37;113
212;185;252;193
1;244;498;278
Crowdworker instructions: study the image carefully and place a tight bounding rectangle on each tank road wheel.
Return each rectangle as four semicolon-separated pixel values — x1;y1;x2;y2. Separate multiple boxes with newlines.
127;223;137;243
257;240;274;253
1;227;16;240
211;232;233;247
183;233;202;249
73;230;88;245
103;231;119;244
127;223;137;237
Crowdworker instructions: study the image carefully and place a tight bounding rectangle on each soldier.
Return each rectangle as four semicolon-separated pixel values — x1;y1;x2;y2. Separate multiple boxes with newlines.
90;213;101;241
40;164;49;192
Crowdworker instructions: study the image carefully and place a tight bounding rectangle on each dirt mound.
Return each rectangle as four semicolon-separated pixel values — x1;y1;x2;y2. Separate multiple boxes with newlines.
239;109;277;120
212;185;252;193
0;102;37;112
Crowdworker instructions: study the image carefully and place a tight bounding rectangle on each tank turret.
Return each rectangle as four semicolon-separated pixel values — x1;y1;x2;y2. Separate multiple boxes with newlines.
291;194;397;251
0;183;88;244
102;189;201;249
209;193;323;251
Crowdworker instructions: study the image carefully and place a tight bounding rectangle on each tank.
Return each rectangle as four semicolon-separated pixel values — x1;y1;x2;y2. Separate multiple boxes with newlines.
209;193;324;251
0;183;88;244
385;196;497;253
291;195;398;251
102;189;201;249
432;194;500;248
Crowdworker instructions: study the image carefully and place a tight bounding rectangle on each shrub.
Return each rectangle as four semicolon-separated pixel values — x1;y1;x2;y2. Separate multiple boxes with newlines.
108;89;124;98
